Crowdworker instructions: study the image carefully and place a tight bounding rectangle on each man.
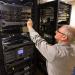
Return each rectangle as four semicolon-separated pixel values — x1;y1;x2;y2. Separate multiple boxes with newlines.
26;19;75;75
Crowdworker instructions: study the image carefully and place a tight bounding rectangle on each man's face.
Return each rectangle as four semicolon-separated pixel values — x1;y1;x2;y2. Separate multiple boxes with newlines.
55;27;67;42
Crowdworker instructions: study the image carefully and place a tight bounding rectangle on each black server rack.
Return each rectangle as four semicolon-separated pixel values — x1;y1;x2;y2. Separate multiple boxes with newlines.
38;1;71;44
0;0;37;75
36;1;71;75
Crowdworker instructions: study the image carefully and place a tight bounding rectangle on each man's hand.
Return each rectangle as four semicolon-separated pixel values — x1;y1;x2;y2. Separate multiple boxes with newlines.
27;19;33;29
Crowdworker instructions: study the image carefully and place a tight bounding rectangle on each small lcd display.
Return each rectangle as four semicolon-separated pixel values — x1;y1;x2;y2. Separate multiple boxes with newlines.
17;48;24;55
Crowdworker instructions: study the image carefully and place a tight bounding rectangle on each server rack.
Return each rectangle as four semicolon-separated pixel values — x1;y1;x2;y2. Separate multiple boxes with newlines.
0;0;37;75
38;1;71;44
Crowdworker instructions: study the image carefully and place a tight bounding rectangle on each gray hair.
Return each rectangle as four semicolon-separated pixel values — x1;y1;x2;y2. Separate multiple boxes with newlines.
61;25;75;42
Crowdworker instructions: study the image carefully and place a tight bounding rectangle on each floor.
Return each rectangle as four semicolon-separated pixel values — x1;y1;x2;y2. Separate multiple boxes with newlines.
34;68;45;75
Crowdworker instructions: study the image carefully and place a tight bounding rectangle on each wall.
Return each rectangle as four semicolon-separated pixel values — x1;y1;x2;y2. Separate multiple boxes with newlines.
70;4;75;28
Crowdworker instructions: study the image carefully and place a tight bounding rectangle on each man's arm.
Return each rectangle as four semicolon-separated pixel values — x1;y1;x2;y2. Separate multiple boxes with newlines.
26;19;57;61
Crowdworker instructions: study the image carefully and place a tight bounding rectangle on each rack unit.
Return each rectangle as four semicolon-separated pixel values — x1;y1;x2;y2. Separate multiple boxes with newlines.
58;2;71;27
0;3;32;27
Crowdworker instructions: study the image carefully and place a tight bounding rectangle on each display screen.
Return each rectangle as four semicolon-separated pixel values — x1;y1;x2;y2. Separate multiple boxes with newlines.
17;48;24;55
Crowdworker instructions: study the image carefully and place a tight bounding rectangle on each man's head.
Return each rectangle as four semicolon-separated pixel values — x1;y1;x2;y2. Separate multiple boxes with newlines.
55;25;75;43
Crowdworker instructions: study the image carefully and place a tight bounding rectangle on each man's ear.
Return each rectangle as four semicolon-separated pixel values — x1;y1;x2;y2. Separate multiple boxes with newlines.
62;35;68;40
